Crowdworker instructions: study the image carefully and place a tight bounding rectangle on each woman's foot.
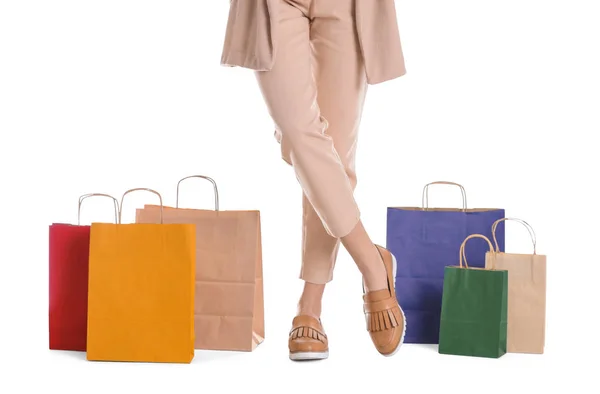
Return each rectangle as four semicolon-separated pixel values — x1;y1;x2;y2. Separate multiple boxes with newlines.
288;315;329;361
289;282;328;360
362;245;406;356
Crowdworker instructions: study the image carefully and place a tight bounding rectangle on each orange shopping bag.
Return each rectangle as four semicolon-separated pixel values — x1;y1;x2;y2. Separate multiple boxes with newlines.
86;188;195;363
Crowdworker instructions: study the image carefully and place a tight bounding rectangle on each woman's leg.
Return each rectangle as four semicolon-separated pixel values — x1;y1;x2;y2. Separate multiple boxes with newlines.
261;0;390;278
257;0;404;357
256;17;359;243
308;2;405;357
296;0;387;317
257;0;388;287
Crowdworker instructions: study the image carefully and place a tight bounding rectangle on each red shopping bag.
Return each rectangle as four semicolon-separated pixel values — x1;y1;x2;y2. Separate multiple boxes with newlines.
49;193;119;351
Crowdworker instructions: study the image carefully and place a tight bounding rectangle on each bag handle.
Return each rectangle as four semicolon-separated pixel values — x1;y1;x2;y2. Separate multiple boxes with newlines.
491;217;537;254
175;175;220;211
77;193;119;225
459;234;495;269
422;181;467;211
119;188;163;224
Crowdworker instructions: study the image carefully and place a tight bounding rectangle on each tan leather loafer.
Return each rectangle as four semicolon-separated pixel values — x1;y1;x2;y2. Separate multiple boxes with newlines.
363;245;406;356
288;315;329;361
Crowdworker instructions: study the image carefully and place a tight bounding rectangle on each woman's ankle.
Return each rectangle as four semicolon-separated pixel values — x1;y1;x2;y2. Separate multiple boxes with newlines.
361;248;389;292
297;305;322;320
297;281;325;319
340;221;388;292
363;266;388;292
297;296;322;319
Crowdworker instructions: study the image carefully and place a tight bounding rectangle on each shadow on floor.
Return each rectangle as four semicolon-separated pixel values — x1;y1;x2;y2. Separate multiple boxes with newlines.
51;349;88;360
192;349;248;364
406;343;438;352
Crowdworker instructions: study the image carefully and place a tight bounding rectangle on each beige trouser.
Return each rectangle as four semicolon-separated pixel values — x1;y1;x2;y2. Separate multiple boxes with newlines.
255;0;367;284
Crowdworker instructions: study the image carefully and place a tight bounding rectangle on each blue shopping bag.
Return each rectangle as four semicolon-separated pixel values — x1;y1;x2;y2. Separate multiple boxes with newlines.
386;182;505;344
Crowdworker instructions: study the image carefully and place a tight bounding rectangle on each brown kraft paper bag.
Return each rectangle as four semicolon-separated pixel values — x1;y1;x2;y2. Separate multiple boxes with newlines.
135;176;264;351
485;218;546;354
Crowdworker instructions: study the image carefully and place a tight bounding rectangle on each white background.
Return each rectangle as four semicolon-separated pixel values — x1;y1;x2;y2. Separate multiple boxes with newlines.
1;0;598;392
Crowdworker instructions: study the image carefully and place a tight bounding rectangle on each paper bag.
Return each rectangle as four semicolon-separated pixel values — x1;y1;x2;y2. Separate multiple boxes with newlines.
135;176;264;351
49;193;119;351
438;234;508;358
87;188;195;363
486;218;546;354
386;181;505;343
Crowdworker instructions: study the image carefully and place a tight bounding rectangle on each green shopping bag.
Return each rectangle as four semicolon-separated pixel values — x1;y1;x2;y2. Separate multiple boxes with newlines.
438;234;508;358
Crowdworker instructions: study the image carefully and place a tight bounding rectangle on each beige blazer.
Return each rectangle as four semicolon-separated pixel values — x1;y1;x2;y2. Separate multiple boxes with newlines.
221;0;406;85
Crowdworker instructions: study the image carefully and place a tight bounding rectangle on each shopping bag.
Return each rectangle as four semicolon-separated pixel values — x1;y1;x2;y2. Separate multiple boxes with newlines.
49;193;119;351
438;234;508;358
486;218;546;354
87;188;195;363
386;181;505;343
135;175;264;351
